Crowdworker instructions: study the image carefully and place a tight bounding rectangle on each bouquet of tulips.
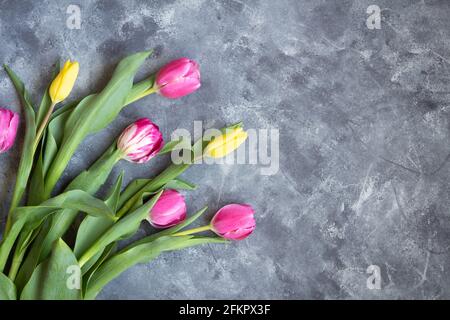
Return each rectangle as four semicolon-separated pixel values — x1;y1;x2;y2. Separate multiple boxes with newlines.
0;51;255;300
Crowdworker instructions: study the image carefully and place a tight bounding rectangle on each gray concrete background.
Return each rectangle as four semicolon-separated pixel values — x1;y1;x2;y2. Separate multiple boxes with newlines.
1;0;450;299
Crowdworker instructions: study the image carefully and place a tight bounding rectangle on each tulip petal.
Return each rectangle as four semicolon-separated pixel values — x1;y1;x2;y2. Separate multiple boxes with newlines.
211;204;255;241
117;118;164;163
156;58;192;86
49;60;79;103
0;108;19;153
204;127;248;159
148;189;187;228
158;77;201;99
155;58;201;99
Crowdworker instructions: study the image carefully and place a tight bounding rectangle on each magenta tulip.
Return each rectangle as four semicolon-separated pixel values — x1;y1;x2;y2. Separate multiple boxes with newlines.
148;189;187;228
0;107;19;154
117;118;164;163
155;58;201;99
211;204;256;240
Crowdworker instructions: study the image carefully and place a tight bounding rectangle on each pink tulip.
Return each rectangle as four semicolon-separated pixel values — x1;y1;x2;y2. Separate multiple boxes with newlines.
155;58;201;99
148;189;187;228
117;118;164;163
211;204;256;240
0;107;19;154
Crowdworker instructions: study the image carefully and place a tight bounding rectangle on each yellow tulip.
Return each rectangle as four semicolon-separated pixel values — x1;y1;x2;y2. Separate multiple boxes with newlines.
49;60;79;104
204;127;248;158
34;60;79;151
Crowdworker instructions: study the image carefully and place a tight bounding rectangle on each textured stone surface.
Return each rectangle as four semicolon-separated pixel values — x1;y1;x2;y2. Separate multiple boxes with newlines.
1;0;450;299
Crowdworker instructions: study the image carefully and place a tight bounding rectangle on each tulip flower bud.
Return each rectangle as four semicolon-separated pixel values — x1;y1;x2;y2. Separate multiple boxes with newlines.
49;60;79;104
155;58;201;99
147;189;187;228
117;118;164;163
211;204;255;240
0;107;19;153
203;127;248;159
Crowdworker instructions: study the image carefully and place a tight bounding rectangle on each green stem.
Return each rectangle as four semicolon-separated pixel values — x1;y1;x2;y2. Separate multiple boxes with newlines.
33;102;56;152
125;86;157;105
124;75;155;106
78;250;92;268
172;225;212;237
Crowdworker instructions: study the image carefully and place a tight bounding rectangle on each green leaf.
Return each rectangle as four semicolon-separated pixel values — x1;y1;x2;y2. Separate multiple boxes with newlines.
43;132;58;175
78;190;163;268
128;190;162;214
42;100;79;174
27;137;46;206
49;73;156;123
79;250;104;277
39;146;121;258
82;243;116;294
105;171;124;212
62;95;97;137
14;220;51;292
164;178;197;191
44;51;152;199
16;190;115;228
28;102;68;205
0;272;16;300
16;229;39;255
84;235;227;300
46;74;155;124
50;100;79;120
4;65;36;213
15;143;121;287
7;230;37;281
43;100;79;170
81;207;213;299
73;173;124;261
117;178;151;209
0;190;114;272
21;239;81;300
28;102;74;205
